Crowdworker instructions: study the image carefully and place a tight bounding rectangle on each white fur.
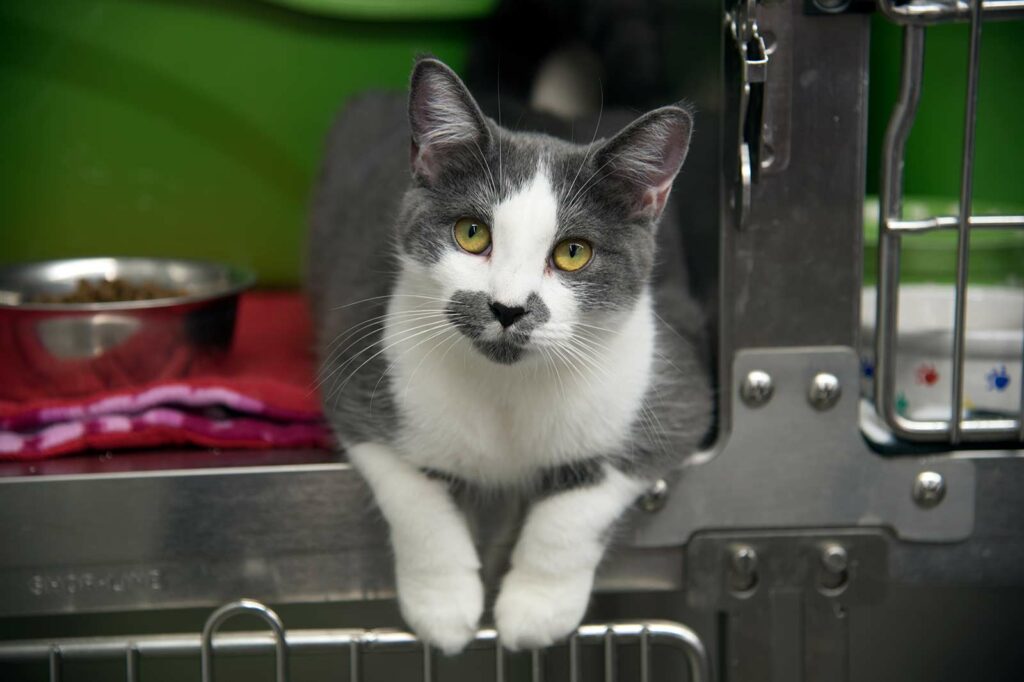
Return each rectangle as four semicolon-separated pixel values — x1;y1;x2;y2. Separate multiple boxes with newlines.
355;162;656;652
488;162;560;306
494;466;647;649
386;276;654;485
347;442;483;655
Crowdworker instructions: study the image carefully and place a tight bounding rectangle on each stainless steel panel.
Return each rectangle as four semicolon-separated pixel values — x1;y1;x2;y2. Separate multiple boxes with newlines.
0;458;684;617
632;348;976;546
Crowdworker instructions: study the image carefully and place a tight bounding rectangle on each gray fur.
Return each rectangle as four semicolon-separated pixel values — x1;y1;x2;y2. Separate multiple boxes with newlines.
447;291;550;364
307;58;712;485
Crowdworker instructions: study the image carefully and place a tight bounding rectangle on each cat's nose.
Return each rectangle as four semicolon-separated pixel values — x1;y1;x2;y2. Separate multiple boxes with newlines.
488;301;527;328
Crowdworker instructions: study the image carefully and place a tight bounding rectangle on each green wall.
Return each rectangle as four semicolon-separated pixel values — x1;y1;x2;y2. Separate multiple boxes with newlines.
866;15;1023;205
0;0;485;286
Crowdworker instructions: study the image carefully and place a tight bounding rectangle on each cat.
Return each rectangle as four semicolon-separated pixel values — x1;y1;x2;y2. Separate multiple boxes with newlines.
307;57;712;654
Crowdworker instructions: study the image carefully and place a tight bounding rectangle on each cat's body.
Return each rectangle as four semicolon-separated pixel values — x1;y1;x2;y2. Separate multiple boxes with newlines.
308;60;712;653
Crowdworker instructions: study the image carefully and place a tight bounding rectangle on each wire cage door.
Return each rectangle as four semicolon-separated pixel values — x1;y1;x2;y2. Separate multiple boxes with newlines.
874;0;1024;444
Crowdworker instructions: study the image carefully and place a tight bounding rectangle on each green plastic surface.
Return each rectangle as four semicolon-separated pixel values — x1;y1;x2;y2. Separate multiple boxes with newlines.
0;0;477;286
260;0;497;20
2;5;1021;287
866;16;1024;205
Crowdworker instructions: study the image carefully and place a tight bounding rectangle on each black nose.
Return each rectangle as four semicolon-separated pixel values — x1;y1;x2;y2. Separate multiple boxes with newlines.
489;301;527;328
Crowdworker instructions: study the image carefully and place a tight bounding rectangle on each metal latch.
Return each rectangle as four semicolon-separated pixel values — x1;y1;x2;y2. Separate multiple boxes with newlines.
728;0;769;229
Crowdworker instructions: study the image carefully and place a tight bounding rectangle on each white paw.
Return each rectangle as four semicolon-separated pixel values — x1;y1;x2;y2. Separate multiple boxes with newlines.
494;568;593;651
396;565;484;655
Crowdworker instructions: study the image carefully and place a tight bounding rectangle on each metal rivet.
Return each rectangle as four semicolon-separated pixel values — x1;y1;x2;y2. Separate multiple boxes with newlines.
808;372;841;411
812;0;851;13
638;479;668;513
740;370;773;407
913;471;946;508
729;545;758;594
821;544;848;573
819;543;849;593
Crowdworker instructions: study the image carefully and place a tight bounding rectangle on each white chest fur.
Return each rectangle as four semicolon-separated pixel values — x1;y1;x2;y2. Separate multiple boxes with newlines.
383;288;656;487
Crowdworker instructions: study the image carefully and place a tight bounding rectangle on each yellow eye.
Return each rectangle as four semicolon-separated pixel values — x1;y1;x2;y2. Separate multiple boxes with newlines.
552;239;593;272
453;217;491;254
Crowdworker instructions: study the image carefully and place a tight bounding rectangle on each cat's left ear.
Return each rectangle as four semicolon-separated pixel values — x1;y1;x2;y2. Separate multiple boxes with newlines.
594;105;693;222
408;57;491;183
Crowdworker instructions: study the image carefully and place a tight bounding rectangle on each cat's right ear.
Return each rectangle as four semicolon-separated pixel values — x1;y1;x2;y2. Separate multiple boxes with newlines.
408;57;491;183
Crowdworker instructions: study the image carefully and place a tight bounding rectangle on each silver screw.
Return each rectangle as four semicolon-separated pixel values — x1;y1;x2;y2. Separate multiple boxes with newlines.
729;545;759;593
913;471;946;508
741;370;774;407
638;479;668;513
821;543;848;573
819;543;849;592
808;372;841;410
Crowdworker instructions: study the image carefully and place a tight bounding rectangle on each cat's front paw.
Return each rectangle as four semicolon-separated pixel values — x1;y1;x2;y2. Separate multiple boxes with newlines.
494;568;593;651
397;565;484;655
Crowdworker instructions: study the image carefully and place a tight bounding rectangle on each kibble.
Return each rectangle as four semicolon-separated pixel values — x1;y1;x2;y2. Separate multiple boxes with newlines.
33;278;187;303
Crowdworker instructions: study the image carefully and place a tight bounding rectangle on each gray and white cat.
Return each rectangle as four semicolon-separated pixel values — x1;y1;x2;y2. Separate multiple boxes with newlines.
308;57;712;654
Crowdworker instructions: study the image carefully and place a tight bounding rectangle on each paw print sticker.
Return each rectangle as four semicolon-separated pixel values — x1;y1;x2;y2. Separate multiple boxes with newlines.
915;363;939;386
895;391;909;416
986;365;1010;392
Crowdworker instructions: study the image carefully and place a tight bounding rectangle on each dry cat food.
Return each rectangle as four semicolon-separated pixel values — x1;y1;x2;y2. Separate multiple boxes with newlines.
32;278;187;303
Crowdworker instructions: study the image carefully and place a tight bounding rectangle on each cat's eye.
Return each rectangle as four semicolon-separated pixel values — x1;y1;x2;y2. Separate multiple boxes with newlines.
453;217;491;255
552;239;593;272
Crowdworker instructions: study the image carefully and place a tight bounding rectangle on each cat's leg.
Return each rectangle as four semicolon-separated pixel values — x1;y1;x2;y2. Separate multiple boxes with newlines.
348;442;483;655
494;463;646;650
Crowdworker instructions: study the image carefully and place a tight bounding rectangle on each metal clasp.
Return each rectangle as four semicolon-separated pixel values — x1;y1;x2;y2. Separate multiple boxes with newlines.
728;0;769;229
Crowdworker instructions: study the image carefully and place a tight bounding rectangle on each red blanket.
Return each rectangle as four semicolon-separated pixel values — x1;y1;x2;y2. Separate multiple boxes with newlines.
0;292;332;460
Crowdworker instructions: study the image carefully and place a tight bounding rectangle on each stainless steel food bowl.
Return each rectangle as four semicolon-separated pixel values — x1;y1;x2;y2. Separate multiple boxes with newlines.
0;258;256;394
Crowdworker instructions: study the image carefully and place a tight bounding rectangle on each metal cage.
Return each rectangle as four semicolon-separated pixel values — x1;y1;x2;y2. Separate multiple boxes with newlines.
873;0;1024;443
3;1;1024;681
0;600;711;682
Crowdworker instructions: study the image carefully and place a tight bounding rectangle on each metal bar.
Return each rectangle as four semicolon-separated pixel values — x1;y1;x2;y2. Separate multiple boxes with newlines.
495;636;505;682
950;0;984;444
422;642;433;682
568;633;580;682
604;629;617;682
639;627;650;682
878;0;1024;25
125;645;140;682
875;25;926;438
1020;297;1024;440
531;649;545;682
888;214;1024;232
349;639;360;682
889;415;1021;440
49;646;61;682
201;600;289;682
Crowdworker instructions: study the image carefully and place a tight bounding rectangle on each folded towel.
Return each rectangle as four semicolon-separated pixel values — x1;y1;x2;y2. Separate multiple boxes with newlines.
0;292;333;460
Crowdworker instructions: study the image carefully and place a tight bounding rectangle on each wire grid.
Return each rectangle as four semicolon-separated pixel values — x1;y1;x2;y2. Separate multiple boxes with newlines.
0;599;711;682
874;0;1024;443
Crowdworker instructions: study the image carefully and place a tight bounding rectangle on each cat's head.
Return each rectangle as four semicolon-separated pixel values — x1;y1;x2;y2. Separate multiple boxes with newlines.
397;57;692;365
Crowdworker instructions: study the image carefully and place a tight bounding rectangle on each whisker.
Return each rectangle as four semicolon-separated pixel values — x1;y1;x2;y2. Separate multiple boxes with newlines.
317;316;455;391
563;79;604;208
317;310;451;378
371;325;459;406
324;319;456;403
329;293;453;311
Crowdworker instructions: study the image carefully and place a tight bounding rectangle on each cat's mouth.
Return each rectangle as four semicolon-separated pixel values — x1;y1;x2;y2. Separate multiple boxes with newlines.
445;290;550;365
470;336;529;365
